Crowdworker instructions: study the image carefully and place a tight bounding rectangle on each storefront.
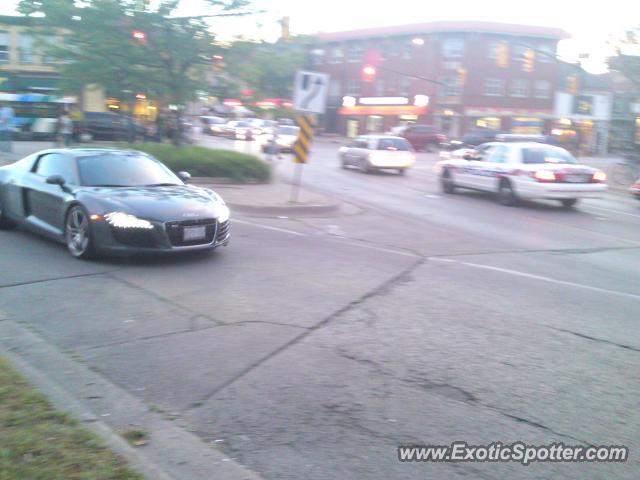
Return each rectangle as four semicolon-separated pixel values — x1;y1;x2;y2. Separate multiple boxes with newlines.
464;107;554;135
338;95;429;137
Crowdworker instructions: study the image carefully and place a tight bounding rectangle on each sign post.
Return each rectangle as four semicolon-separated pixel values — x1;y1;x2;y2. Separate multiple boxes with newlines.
290;70;329;203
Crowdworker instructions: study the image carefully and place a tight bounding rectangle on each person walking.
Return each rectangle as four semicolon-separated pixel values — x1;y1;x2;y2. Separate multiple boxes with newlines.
0;101;15;154
57;112;74;147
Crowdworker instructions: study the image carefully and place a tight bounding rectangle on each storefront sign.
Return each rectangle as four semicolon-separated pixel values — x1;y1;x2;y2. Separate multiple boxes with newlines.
359;96;409;106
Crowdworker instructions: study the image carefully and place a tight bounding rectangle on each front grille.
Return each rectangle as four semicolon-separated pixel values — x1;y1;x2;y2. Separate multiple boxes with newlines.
165;218;216;247
111;228;157;248
556;173;592;184
216;220;230;243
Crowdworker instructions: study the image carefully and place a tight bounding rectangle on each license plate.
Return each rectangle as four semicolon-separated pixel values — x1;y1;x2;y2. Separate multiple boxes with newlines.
565;174;586;183
183;226;206;241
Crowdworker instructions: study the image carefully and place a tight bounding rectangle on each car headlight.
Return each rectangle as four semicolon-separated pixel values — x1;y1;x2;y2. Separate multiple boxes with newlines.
105;212;154;229
217;205;230;223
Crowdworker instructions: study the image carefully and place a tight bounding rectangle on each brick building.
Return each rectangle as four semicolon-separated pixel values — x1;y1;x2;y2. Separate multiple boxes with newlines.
315;21;569;138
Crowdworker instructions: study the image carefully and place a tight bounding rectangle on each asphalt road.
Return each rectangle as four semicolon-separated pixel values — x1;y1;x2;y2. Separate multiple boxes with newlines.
1;136;639;479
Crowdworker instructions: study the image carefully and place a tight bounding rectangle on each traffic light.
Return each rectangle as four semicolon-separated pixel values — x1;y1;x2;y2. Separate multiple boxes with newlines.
496;43;509;68
522;49;535;72
361;65;376;83
131;30;147;44
566;75;579;95
457;68;467;86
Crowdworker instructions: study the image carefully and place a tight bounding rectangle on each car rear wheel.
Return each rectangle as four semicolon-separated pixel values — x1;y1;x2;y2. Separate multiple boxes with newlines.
498;179;519;206
0;204;17;230
441;169;456;194
397;168;406;175
560;198;578;208
65;205;94;259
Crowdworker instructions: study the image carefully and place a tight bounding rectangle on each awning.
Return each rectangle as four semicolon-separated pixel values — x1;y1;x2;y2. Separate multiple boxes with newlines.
339;105;427;116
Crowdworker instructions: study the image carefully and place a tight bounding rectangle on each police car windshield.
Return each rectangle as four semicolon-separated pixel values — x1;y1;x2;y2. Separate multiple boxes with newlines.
522;147;577;164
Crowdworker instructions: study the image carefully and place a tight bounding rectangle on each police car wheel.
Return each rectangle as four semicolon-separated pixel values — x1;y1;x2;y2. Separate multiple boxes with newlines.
441;170;456;193
498;179;518;206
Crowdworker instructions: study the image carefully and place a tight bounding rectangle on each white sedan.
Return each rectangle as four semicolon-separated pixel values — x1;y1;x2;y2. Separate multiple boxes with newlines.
436;142;607;207
339;135;416;174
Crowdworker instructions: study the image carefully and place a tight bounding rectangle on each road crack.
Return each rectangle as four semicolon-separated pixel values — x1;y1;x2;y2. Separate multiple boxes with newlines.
546;326;640;352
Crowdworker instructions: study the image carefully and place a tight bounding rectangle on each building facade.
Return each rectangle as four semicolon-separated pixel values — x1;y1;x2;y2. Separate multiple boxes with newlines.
315;21;569;138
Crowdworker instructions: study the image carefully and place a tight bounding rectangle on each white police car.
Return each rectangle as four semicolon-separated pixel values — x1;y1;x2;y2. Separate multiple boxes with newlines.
436;142;607;207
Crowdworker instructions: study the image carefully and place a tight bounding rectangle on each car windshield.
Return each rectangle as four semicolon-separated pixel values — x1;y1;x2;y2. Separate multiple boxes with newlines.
77;153;181;187
377;138;411;151
277;126;300;135
521;147;577;164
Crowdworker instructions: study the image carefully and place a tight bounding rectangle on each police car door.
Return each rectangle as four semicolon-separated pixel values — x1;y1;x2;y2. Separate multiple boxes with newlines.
475;145;509;191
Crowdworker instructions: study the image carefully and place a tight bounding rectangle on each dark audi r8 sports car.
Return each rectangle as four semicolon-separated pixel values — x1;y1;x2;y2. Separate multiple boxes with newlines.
0;148;230;259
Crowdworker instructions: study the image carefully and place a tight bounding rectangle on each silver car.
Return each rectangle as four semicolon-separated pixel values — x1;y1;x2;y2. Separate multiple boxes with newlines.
339;135;416;175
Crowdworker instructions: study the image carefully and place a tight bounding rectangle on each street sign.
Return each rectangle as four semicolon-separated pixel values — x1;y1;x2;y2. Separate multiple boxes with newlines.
293;115;315;164
293;70;329;114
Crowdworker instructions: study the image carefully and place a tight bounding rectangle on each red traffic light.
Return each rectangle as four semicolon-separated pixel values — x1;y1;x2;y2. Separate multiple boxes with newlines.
362;65;376;83
132;30;147;43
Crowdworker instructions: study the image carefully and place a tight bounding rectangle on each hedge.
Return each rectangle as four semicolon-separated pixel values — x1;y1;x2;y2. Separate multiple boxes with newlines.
118;143;271;183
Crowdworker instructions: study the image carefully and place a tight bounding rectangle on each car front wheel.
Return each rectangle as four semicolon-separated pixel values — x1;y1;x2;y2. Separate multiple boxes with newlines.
65;205;95;259
441;169;456;193
0;204;17;230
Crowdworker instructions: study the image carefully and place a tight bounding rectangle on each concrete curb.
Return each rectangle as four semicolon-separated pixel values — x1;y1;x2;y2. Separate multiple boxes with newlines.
226;201;341;216
0;319;264;480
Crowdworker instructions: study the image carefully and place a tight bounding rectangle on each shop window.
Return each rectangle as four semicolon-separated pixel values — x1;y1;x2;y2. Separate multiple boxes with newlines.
441;38;465;58
510;79;529;97
366;115;383;133
484;78;505;96
0;31;9;63
475;117;501;130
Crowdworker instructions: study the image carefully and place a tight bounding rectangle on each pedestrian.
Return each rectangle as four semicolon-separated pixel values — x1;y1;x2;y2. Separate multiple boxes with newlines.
0;101;15;154
57;112;74;147
264;131;281;162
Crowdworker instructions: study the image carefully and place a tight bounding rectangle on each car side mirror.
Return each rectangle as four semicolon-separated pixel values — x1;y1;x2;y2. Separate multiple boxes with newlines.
177;171;191;182
463;153;476;160
46;175;65;186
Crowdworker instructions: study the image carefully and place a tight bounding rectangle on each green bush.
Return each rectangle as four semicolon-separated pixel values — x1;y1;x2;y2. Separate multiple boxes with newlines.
118;143;271;183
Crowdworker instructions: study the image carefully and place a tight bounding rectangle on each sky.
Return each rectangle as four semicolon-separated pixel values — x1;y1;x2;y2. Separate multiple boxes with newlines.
2;0;639;72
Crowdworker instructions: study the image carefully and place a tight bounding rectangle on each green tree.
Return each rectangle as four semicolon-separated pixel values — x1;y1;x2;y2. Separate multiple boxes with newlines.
17;0;253;143
222;36;317;101
608;27;640;88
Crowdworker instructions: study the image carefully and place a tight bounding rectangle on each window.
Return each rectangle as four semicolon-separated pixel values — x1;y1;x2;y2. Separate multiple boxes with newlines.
401;42;412;60
329;46;344;64
537;44;554;63
487;41;501;60
374;79;385;96
512;45;527;62
399;77;411;96
0;31;9;63
346;44;363;63
34;153;77;184
19;34;34;63
40;35;57;64
486;146;509;163
533;80;551;99
77;153;180;187
346;79;360;95
377;138;411;151
521;147;576;164
484;78;505;96
510;79;528;97
441;38;465;58
439;77;461;97
329;79;341;97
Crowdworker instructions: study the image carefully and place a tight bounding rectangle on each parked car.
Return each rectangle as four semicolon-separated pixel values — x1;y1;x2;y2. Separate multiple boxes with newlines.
630;177;640;200
260;125;301;153
395;124;446;151
339;135;415;175
0;148;230;258
81;112;145;142
246;118;278;136
222;120;255;140
436;142;607;207
200;116;227;136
